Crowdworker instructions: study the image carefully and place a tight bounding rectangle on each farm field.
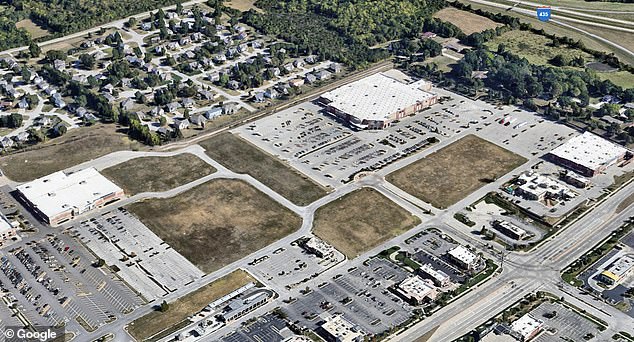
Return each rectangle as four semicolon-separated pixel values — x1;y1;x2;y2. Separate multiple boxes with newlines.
312;188;421;258
433;7;502;35
127;179;302;273
387;135;527;209
101;154;216;195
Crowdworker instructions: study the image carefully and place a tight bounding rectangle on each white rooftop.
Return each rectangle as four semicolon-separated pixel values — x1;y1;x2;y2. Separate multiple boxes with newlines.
320;72;434;122
448;245;478;266
549;132;628;171
16;168;123;220
321;315;363;342
604;255;634;279
510;314;543;339
0;214;14;234
517;172;577;200
398;276;436;302
420;263;450;283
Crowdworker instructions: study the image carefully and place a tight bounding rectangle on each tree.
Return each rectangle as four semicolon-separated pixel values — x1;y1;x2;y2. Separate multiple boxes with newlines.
46;50;67;62
176;2;184;14
127;17;137;28
79;54;96;69
159;116;167;127
159;300;169;312
28;42;41;58
8;113;23;128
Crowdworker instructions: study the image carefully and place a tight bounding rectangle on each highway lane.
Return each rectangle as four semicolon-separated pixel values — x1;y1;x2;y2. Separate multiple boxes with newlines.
464;0;634;59
506;0;634;27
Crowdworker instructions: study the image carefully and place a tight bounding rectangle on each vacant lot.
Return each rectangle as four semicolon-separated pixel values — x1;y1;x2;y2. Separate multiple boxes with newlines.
224;0;263;12
313;188;421;258
0;125;140;182
486;30;594;66
433;8;501;35
16;19;49;39
199;133;328;206
387;135;527;209
597;71;634;89
128;179;301;273
101;154;216;195
127;269;255;342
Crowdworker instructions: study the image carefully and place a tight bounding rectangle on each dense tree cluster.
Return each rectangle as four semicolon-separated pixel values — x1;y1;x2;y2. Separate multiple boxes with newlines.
244;0;452;67
0;114;24;129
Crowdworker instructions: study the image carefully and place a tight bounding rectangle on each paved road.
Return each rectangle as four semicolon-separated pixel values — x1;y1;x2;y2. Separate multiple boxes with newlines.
508;0;634;27
464;0;634;59
391;180;634;341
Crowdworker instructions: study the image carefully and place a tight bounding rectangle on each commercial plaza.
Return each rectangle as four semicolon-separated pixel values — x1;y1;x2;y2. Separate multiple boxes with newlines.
0;70;632;341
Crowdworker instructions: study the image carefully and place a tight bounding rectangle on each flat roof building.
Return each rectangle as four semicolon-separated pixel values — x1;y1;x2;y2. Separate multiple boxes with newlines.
395;276;438;305
418;263;451;287
509;314;543;342
446;245;480;272
515;172;576;202
219;289;273;322
547;132;629;177
317;71;437;129
492;220;528;241
599;254;634;286
0;214;17;244
15;168;125;226
319;315;363;342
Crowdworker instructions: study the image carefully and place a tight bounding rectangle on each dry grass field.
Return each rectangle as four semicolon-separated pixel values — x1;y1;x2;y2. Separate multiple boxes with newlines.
224;0;263;12
387;135;527;209
433;8;501;35
16;19;49;39
127;270;255;342
128;179;301;273
313;188;421;258
0;125;140;182
101;154;216;195
199;132;328;206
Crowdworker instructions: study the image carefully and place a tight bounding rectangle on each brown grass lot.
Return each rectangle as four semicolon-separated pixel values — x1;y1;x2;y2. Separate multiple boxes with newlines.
387;135;527;209
127;179;301;273
101;154;216;195
224;0;263;13
313;188;421;259
127;270;255;342
433;8;501;35
16;19;50;39
199;132;328;206
0;125;140;182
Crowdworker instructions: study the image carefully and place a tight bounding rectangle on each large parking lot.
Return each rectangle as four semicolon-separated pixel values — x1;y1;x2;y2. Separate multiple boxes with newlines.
406;228;482;279
220;314;294;342
284;258;413;335
233;83;579;190
71;208;205;302
244;235;344;291
0;232;144;333
233;101;439;187
530;302;602;342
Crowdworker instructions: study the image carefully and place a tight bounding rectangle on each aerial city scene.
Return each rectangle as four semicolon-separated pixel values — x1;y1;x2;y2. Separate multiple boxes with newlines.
0;0;632;341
